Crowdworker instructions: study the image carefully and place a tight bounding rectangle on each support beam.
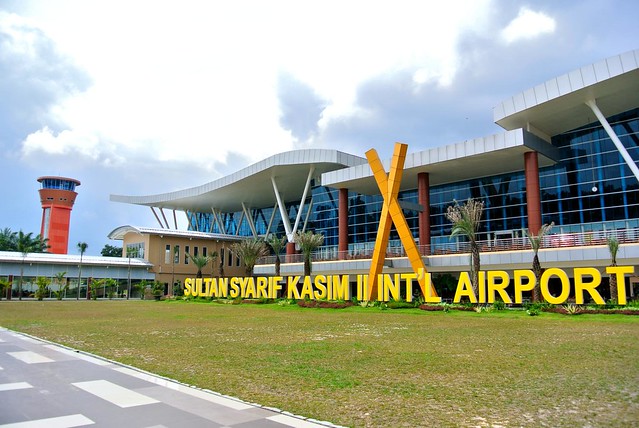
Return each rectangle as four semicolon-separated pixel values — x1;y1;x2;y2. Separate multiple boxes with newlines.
292;166;315;236
241;203;258;237
271;177;293;241
211;209;226;234
586;99;639;184
150;207;165;229
172;210;178;230
159;208;170;229
301;197;314;233
265;203;278;237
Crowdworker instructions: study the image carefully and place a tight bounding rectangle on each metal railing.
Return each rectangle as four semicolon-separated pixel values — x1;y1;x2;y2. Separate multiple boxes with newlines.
255;227;639;265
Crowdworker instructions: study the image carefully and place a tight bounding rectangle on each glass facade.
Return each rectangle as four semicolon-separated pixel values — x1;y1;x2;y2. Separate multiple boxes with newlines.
187;108;639;253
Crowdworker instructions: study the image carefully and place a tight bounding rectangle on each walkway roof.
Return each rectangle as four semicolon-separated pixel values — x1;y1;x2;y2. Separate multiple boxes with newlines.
110;149;366;212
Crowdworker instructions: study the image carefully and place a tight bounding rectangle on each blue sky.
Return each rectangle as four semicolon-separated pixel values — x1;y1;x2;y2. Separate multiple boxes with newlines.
1;0;638;255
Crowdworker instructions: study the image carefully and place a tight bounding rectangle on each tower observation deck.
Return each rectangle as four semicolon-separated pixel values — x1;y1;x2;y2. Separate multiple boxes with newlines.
37;176;81;254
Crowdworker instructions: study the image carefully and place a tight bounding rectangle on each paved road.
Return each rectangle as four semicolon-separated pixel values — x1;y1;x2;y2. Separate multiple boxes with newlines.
0;328;340;428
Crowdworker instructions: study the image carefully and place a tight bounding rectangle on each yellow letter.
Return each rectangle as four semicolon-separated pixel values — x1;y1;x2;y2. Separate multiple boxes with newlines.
540;268;570;304
229;277;240;298
184;278;193;296
606;266;633;305
300;276;314;299
331;275;350;301
513;270;535;304
256;277;268;298
270;276;283;299
574;267;604;305
454;272;477;303
314;275;327;300
487;271;511;304
287;276;301;299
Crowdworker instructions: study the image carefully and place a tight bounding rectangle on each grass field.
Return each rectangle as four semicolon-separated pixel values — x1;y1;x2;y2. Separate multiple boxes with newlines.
0;300;638;427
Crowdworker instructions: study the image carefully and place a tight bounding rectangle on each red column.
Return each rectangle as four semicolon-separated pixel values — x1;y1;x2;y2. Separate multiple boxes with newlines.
418;172;431;255
286;241;296;263
524;151;542;235
338;188;348;260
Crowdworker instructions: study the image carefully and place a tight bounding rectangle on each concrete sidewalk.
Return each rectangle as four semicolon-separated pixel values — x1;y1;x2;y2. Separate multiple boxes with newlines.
0;328;341;428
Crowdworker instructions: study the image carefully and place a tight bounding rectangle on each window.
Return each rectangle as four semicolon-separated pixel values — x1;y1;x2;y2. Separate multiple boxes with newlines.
126;242;145;258
194;246;199;257
185;245;190;264
165;244;171;264
203;247;207;258
174;245;180;264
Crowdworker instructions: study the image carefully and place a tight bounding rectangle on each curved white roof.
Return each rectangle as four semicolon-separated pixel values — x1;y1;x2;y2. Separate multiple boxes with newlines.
108;225;240;241
111;149;366;212
494;49;639;137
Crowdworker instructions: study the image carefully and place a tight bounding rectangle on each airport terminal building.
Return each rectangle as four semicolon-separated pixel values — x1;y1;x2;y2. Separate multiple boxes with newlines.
110;49;639;297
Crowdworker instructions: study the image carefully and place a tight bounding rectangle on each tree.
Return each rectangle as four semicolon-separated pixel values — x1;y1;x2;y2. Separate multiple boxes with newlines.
230;238;269;276
294;231;324;277
100;244;122;257
34;276;50;300
525;222;554;302
16;231;43;300
77;242;88;300
0;228;17;251
446;199;484;299
187;253;215;278
54;271;67;300
607;236;620;304
267;235;286;277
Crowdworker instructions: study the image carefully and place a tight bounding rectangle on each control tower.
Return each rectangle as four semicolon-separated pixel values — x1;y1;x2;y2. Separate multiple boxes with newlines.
37;176;81;254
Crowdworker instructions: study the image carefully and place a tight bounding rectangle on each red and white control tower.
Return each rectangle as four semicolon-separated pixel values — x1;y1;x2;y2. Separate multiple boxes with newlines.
37;176;81;254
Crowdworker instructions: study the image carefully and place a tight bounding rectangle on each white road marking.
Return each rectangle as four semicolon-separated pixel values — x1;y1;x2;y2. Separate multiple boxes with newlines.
7;351;54;364
72;380;160;408
267;414;326;427
113;366;253;410
0;382;32;392
0;413;94;427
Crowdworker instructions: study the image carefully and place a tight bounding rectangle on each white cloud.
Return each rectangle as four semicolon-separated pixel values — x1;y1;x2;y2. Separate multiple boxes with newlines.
13;0;495;168
501;7;556;44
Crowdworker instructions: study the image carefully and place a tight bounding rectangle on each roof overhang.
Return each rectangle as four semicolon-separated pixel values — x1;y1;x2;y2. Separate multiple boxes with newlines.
108;225;242;241
110;149;366;212
321;129;560;195
494;49;639;137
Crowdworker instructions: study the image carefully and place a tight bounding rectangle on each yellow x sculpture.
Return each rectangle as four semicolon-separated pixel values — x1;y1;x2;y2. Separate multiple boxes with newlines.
366;143;438;301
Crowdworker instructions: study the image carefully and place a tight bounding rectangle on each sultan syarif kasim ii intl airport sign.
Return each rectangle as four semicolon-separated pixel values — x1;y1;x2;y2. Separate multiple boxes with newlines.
184;143;633;305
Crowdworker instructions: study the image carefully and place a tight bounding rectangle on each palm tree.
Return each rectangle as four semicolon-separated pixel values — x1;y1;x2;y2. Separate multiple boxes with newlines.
230;238;269;276
187;253;214;278
525;222;554;302
77;242;88;300
294;231;324;277
16;231;40;300
446;199;484;299
54;271;67;300
0;227;17;251
267;235;286;277
607;236;620;304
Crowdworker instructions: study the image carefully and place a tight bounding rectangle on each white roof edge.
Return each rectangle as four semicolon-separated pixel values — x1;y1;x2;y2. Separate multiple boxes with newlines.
107;225;243;241
322;129;559;186
493;49;639;122
110;149;366;206
0;251;153;267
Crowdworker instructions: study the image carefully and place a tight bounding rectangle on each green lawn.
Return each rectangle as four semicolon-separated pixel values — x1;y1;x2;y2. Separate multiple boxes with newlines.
1;300;638;427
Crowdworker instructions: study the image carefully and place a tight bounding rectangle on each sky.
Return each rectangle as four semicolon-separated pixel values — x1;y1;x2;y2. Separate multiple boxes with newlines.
1;0;638;256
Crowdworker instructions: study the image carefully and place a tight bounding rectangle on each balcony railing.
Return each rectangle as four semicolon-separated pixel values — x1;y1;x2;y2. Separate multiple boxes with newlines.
255;227;639;265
